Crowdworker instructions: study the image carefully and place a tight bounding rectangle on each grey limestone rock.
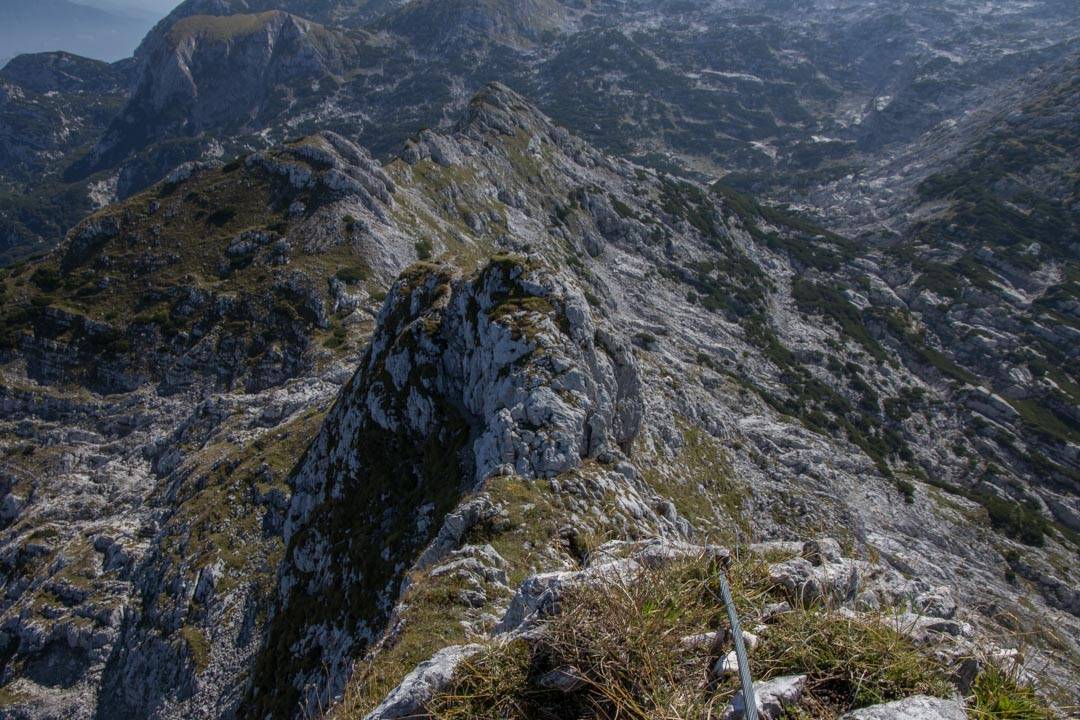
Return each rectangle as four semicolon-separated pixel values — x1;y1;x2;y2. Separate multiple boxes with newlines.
838;695;967;720
721;674;808;720
363;644;483;720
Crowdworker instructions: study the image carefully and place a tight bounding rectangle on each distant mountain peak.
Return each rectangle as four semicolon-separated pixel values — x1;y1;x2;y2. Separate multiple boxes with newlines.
0;51;126;94
459;81;553;136
143;0;402;34
65;8;359;181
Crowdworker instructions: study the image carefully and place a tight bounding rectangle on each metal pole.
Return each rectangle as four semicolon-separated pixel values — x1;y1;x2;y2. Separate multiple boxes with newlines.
719;572;757;720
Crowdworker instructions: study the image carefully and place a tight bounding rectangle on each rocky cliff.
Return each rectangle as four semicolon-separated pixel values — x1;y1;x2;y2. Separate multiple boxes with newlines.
67;10;365;192
246;257;645;716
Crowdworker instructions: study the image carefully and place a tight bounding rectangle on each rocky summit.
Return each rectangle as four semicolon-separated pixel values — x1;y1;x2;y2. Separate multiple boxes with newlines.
0;2;1077;720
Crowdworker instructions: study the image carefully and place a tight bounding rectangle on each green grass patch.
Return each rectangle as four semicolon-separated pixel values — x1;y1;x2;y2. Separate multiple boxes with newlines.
756;609;950;713
925;478;1050;548
180;625;211;673
1008;398;1080;447
335;264;369;285
968;664;1056;720
416;238;435;261
640;424;748;543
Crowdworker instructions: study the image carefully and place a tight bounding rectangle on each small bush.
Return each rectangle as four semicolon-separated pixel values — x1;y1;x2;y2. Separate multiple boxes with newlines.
633;331;658;349
30;267;61;292
335;265;368;285
324;325;348;349
416;239;434;260
180;626;211;673
896;478;917;504
207;207;238;227
981;493;1049;548
609;193;637;220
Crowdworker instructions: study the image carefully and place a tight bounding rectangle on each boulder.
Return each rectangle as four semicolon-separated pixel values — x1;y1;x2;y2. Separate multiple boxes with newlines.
536;666;588;693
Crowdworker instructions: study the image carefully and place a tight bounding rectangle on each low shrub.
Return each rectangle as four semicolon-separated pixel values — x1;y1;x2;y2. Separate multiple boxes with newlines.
335;265;368;285
30;267;61;292
416;239;435;260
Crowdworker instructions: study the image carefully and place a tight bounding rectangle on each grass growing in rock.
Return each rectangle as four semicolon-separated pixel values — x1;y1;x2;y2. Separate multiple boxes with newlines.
330;469;623;719
755;610;950;714
639;423;749;544
337;568;483;716
967;665;1057;720
427;553;1058;720
428;555;946;719
429;557;737;720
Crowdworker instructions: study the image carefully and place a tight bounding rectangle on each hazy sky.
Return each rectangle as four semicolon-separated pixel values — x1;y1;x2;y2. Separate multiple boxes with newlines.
1;0;180;64
82;0;179;15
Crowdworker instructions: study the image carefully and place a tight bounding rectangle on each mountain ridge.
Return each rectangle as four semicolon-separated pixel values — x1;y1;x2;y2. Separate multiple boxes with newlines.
4;0;1078;261
0;2;1077;719
0;81;1075;718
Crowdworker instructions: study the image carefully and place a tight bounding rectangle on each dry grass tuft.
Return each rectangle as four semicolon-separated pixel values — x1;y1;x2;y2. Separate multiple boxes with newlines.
754;609;951;714
427;554;958;719
392;552;1060;720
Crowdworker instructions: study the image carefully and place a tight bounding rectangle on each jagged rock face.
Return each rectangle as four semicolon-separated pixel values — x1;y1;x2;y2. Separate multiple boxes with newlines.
248;258;642;717
69;11;362;182
0;364;345;720
87;388;332;720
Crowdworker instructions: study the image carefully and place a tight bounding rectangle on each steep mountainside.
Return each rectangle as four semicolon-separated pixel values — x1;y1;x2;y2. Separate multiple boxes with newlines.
67;11;369;189
0;53;131;263
0;0;1076;718
771;52;1080;500
2;0;1077;259
0;84;1075;719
